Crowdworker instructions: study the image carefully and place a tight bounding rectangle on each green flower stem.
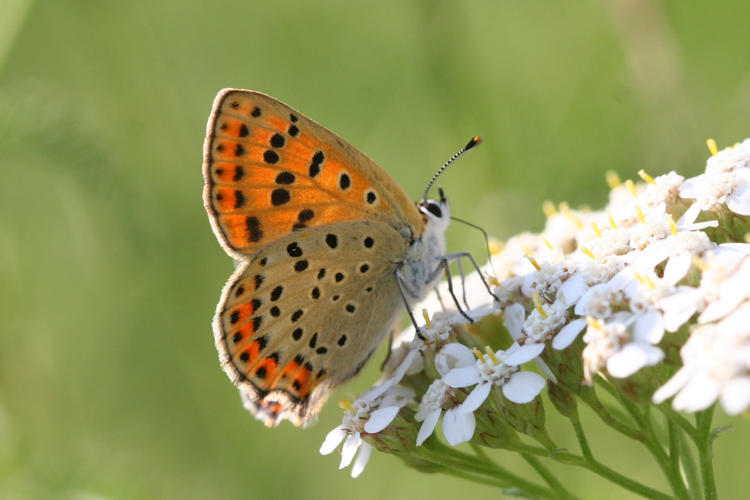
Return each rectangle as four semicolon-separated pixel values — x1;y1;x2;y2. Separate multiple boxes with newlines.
470;442;491;461
658;405;699;440
521;453;578;500
439;466;519;490
551;451;672;500
503;440;551;457
598;378;690;500
529;429;558;451
667;419;682;491
421;440;554;498
555;410;672;500
677;428;701;500
569;409;593;461
578;387;644;441
695;407;717;500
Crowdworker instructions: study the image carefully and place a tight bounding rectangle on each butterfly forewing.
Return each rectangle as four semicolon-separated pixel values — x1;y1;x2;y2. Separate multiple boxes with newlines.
214;221;407;426
203;89;423;258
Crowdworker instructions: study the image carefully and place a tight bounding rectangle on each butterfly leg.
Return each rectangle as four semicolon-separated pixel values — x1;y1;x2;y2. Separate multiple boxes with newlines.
440;252;500;303
433;285;448;310
394;272;426;340
427;259;474;323
455;258;471;310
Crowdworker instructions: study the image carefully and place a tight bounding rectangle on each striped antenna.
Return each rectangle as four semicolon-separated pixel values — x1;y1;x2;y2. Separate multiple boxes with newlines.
423;136;481;202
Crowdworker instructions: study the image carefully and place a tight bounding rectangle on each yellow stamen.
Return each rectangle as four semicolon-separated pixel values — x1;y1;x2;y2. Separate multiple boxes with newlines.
488;238;503;255
633;271;645;285
638;169;656;184
624;179;637;197
542;200;557;218
635;205;646;224
532;292;548;319
586;316;603;330
525;253;542;271
489;276;500;286
560;202;583;229
472;347;486;363
338;398;355;413
484;346;499;364
644;274;656;290
591;221;602;238
706;138;718;156
580;246;596;260
605;170;622;189
692;256;709;271
422;309;432;329
607;211;618;230
667;214;678;236
542;237;554;250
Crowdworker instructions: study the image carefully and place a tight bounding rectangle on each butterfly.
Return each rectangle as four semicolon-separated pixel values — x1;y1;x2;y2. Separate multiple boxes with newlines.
203;89;476;427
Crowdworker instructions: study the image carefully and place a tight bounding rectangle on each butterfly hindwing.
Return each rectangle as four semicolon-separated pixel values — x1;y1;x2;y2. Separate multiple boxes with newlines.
203;89;423;259
213;220;408;426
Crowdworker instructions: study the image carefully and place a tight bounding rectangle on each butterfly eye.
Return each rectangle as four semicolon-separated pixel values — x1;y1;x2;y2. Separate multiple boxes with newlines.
424;202;443;218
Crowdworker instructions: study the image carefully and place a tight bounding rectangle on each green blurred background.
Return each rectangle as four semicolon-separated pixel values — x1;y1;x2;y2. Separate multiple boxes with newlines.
1;1;749;498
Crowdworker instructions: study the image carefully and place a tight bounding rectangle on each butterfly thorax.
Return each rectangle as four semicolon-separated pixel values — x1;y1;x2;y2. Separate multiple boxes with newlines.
397;198;450;303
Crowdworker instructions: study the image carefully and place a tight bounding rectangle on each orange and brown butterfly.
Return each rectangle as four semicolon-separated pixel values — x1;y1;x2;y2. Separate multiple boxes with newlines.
203;89;461;426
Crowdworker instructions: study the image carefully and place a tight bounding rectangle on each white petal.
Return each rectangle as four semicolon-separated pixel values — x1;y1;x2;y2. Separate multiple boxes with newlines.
339;432;361;469
406;351;425;375
364;406;400;433
416;408;441;446
552;318;587;350
683;220;718;230
663;252;692;286
646;202;667;222
716;242;750;255
609;269;636;291
467;303;499;321
557;274;586;308
504;343;545;365
534;358;558;384
504;303;525;339
442;408;476;446
659;288;701;332
351;442;372;478
673;373;721;412
653;368;691;404
360;350;419;401
633;311;664;344
379;386;415;408
435;343;475;376
727;184;750;215
720;302;750;332
502;371;546;403
442;366;480;388
680;176;704;198
677;201;701;225
699;295;743;324
607;343;663;378
574;289;594;316
461;382;491;413
720;377;750;415
319;426;347;455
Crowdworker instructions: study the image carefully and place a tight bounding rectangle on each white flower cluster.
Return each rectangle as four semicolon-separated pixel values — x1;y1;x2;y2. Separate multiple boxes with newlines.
322;138;750;477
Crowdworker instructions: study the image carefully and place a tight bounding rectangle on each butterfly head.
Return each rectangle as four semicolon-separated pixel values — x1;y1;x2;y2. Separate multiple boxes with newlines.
418;187;451;231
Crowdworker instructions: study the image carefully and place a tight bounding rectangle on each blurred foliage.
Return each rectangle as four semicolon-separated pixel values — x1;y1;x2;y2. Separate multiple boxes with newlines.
1;1;749;498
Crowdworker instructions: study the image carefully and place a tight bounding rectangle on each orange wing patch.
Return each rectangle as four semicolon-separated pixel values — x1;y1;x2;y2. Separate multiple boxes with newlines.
203;90;404;258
